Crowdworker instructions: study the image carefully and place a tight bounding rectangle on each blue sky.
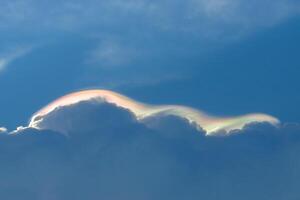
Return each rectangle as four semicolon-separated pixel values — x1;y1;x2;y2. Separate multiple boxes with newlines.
0;1;300;199
0;3;300;128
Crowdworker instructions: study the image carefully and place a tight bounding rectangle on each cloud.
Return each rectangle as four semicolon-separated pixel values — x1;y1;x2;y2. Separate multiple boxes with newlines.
86;40;138;68
190;0;300;29
0;99;300;199
0;0;299;40
26;89;279;135
0;46;33;73
0;127;7;133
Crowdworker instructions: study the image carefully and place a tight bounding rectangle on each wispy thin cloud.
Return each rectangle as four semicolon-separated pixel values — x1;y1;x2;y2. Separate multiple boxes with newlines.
86;40;138;68
0;0;299;39
0;46;33;72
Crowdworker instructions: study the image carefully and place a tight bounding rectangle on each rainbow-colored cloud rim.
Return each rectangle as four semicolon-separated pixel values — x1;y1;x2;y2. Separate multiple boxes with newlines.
29;89;280;135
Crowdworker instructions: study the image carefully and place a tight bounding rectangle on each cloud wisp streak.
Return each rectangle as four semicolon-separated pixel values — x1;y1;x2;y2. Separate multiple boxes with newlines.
28;89;279;135
87;40;138;68
0;46;32;73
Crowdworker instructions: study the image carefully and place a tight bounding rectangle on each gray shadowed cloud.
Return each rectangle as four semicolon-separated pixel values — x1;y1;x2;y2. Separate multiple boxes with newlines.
0;100;300;199
26;100;203;137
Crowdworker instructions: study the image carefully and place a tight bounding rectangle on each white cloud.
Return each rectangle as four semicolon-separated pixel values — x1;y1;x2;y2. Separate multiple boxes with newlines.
0;127;7;133
10;126;30;135
22;89;279;136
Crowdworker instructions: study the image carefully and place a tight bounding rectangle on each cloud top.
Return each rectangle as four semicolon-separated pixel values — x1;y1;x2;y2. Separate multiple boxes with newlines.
29;89;279;135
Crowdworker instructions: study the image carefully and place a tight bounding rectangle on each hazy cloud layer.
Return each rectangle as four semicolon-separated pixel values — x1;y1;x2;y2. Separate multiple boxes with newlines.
0;0;299;38
86;40;139;68
1;101;300;200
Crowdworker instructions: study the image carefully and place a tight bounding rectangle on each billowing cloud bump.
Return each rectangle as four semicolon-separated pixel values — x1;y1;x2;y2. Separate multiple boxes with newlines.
28;89;279;136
